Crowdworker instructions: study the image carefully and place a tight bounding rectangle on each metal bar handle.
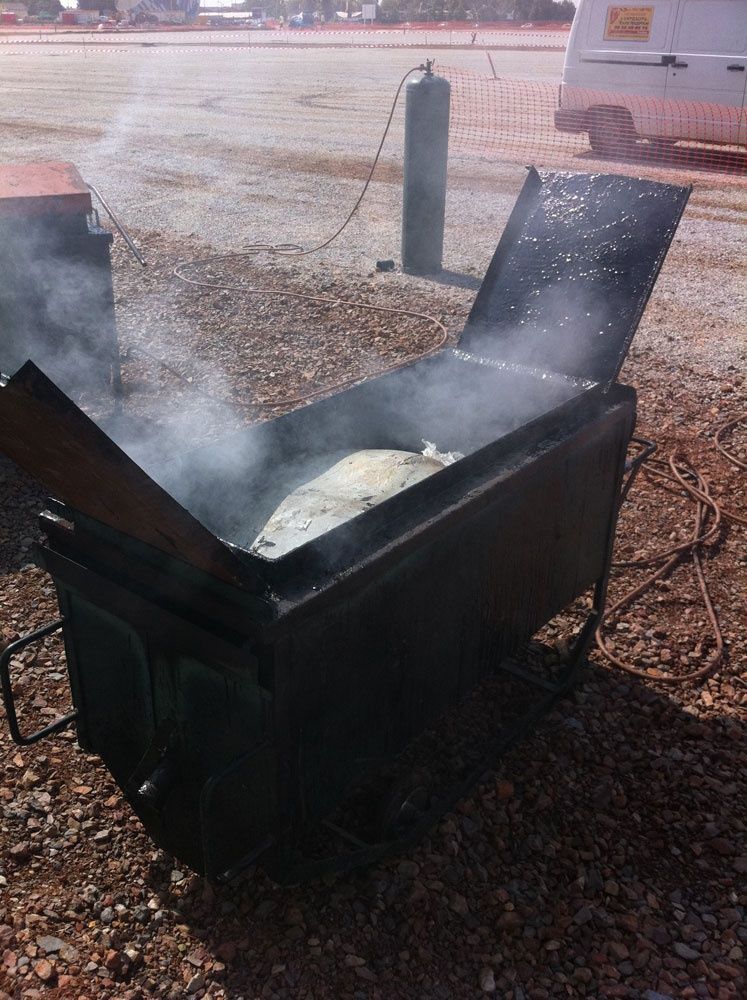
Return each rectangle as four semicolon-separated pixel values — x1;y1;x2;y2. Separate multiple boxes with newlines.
620;436;657;506
0;619;77;746
87;183;147;267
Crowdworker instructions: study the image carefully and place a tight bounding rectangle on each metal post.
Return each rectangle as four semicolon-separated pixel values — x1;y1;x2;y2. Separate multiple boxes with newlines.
402;62;450;275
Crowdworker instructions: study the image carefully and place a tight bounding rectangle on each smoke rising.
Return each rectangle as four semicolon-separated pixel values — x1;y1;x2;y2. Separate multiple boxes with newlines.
0;169;688;565
0;222;116;401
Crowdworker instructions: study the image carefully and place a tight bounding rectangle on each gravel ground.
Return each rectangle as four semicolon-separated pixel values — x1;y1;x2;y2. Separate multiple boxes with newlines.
1;43;746;1000
1;209;745;999
0;43;743;270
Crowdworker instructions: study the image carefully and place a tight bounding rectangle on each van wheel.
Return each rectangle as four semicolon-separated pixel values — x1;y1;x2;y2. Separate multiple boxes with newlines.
588;109;637;157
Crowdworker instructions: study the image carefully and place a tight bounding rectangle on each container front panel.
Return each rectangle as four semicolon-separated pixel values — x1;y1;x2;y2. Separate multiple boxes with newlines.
287;402;632;825
55;580;275;878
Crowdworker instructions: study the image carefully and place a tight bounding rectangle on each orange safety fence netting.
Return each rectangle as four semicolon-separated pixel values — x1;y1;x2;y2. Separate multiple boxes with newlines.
442;66;747;183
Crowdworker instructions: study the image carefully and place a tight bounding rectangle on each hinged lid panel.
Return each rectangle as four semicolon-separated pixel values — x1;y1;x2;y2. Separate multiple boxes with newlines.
459;169;690;385
0;363;250;588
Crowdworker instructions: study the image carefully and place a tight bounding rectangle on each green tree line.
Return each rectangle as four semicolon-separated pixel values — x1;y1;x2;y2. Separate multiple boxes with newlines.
65;0;574;23
258;1;575;22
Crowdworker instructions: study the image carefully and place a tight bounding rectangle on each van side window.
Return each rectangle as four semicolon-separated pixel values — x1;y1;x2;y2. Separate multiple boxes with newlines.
586;1;676;50
675;0;747;55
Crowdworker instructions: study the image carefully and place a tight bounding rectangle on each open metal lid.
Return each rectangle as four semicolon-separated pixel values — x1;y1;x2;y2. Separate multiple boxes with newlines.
0;362;249;588
459;169;691;385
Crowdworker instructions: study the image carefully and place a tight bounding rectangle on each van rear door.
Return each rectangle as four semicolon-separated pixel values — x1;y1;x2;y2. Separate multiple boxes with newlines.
572;1;679;96
664;0;747;144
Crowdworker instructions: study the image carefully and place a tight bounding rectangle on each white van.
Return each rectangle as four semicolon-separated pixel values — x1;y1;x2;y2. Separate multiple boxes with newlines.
555;0;747;152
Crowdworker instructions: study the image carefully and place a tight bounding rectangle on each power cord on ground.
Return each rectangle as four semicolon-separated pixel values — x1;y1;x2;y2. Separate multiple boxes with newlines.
714;413;746;473
595;439;744;684
142;63;449;415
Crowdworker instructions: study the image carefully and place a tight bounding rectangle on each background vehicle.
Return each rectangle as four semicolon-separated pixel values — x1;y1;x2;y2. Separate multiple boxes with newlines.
555;0;747;152
288;11;315;28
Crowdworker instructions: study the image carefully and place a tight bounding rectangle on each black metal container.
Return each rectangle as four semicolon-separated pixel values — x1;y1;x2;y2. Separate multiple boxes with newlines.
0;170;690;882
0;162;119;398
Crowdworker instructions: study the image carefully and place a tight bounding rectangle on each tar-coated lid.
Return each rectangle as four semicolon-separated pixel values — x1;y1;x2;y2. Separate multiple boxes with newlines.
0;362;251;589
459;169;691;386
0;162;92;220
